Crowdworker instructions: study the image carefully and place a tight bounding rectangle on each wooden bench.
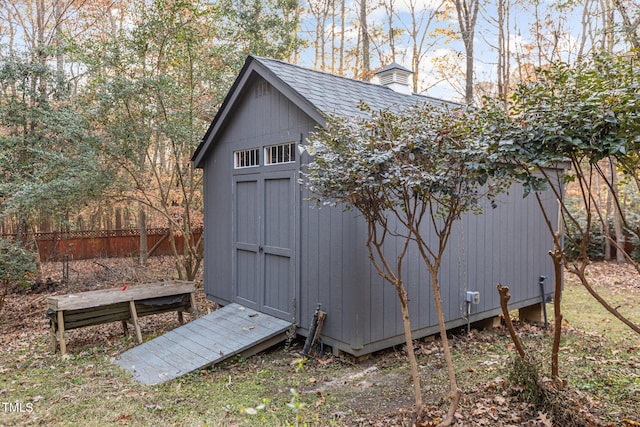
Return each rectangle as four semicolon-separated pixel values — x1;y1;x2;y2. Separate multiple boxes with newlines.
47;281;198;355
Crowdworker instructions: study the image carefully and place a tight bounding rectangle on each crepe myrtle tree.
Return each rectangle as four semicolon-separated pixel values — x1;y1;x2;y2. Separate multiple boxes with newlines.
302;103;508;425
485;53;640;379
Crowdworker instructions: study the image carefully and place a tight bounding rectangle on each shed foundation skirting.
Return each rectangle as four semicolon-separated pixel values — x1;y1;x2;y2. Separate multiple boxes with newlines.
519;302;545;324
291;296;546;358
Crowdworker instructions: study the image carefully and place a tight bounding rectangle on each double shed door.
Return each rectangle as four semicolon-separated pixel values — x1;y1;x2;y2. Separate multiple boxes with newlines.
233;171;295;319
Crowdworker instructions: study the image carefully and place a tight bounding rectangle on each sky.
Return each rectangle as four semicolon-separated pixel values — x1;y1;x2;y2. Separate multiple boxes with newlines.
295;0;601;102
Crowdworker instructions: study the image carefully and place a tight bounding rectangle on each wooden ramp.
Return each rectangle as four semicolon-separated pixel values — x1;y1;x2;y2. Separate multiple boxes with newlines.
114;303;291;385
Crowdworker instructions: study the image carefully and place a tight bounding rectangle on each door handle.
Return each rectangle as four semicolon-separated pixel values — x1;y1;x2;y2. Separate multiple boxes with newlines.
259;245;264;252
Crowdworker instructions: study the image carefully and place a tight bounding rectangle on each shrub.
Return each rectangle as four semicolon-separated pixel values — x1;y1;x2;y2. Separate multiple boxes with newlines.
0;239;38;311
508;355;547;407
563;219;606;261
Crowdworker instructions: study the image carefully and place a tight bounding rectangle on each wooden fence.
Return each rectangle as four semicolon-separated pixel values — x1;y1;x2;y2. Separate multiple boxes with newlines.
0;228;203;261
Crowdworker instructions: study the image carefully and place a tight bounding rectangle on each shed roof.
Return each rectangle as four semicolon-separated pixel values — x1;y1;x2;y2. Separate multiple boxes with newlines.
192;56;456;168
374;61;413;75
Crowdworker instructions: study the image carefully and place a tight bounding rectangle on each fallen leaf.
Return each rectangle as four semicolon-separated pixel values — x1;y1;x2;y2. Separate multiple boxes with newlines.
538;411;553;427
116;413;131;425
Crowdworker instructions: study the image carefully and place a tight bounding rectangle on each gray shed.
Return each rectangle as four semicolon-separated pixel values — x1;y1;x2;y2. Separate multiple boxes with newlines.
191;56;558;357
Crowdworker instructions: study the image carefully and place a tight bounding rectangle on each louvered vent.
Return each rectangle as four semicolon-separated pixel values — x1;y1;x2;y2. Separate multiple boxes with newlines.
255;81;271;98
379;73;394;86
396;73;409;85
374;63;413;94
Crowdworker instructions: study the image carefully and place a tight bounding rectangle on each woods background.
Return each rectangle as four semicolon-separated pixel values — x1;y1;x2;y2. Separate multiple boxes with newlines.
0;0;638;274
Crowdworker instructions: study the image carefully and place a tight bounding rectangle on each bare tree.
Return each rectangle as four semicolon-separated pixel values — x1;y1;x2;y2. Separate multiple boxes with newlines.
397;0;448;92
308;0;332;70
453;0;479;104
612;0;640;49
496;0;510;107
360;0;370;78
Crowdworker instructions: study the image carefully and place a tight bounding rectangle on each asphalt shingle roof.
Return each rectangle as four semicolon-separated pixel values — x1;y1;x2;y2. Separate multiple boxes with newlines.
253;56;457;118
192;56;459;167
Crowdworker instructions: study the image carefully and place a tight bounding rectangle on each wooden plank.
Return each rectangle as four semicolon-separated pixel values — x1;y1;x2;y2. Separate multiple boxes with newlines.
60;303;131;318
155;335;213;370
129;300;143;344
57;310;66;355
162;328;222;361
53;301;190;332
115;303;291;385
139;336;207;371
195;317;260;348
199;310;282;341
177;322;239;355
49;322;57;353
48;281;195;311
124;349;182;384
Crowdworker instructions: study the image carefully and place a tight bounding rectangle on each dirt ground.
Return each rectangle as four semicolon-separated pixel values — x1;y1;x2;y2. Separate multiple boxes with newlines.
1;257;639;426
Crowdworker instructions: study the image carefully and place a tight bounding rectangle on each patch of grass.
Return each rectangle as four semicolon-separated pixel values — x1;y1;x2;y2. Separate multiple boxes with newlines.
561;276;639;344
0;336;340;427
2;261;639;426
2;324;638;426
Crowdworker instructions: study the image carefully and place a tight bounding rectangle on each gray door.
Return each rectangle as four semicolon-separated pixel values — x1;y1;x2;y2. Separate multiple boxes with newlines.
233;171;295;319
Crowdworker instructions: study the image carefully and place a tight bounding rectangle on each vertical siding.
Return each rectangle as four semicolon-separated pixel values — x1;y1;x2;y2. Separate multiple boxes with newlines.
299;193;363;344
203;136;233;303
352;180;557;351
203;76;315;319
301;187;319;328
201;73;559;354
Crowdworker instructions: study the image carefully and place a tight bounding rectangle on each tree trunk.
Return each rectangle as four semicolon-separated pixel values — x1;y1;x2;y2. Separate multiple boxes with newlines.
115;207;122;230
497;284;526;359
550;248;563;378
496;0;510;108
610;159;625;263
430;270;461;427
612;0;640;49
339;0;345;74
138;203;148;265
454;0;479;104
385;0;396;62
360;0;370;78
397;284;423;410
16;215;28;246
604;166;613;260
365;223;423;414
54;0;65;93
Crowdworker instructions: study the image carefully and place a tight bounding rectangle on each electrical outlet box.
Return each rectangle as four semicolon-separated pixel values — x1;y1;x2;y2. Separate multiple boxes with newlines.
466;291;480;305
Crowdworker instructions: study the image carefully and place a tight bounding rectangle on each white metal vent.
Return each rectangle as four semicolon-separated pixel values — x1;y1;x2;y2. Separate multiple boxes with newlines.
396;72;409;85
264;142;296;165
234;148;260;169
379;73;394;86
375;64;413;94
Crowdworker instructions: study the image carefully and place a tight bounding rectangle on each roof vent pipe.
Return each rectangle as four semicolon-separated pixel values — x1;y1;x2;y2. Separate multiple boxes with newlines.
374;62;414;95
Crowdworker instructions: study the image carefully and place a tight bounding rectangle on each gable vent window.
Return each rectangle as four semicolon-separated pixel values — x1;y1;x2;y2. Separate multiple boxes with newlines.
255;81;271;98
234;148;260;169
265;142;296;165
